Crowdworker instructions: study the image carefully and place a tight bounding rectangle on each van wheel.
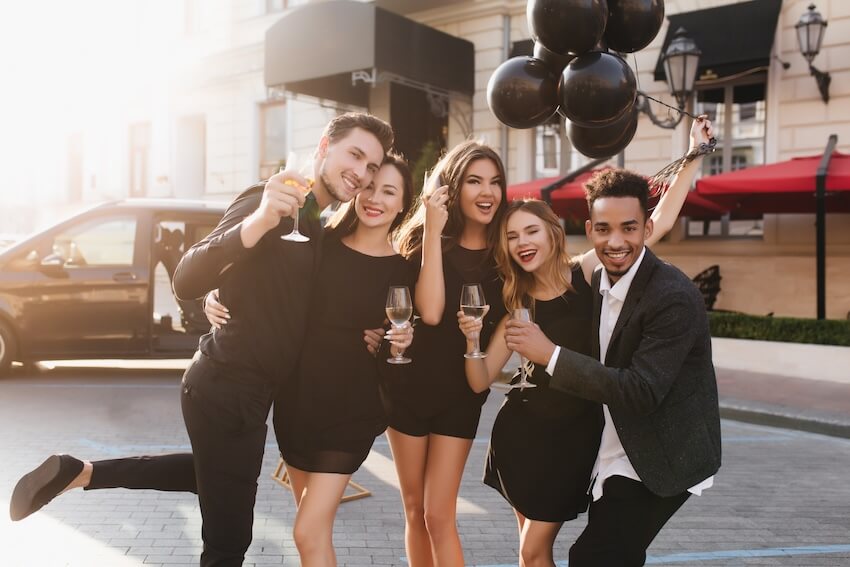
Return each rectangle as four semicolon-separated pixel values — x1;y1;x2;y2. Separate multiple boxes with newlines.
0;321;17;377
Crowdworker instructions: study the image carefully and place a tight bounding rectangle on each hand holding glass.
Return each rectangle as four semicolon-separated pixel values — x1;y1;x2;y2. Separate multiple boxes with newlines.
509;308;536;390
461;284;488;359
280;151;314;243
385;286;413;364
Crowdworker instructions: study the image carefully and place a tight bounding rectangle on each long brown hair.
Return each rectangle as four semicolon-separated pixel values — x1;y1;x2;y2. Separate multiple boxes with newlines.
496;199;573;313
325;152;414;239
396;140;507;258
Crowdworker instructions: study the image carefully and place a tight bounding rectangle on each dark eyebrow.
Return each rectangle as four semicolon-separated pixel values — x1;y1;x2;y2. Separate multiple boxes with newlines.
621;220;639;227
381;183;398;191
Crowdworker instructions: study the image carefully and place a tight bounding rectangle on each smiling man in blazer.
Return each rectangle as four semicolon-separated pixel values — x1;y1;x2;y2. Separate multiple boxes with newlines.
506;169;722;566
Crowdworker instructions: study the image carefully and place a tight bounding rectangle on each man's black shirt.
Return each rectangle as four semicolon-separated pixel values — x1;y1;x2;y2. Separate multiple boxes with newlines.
173;184;322;385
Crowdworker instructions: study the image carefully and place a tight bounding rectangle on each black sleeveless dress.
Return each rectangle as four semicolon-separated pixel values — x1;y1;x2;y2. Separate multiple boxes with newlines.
482;265;604;522
283;237;416;474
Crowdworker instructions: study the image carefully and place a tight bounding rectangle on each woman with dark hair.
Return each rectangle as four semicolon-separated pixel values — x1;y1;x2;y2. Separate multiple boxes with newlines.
457;117;714;567
388;140;509;566
205;153;418;566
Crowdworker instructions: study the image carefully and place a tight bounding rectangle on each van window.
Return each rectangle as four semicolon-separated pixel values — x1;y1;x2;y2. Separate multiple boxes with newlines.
53;217;137;267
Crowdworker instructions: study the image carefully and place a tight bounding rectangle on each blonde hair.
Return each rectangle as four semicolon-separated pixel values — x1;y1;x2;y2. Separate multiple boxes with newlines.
495;199;573;313
396;140;507;258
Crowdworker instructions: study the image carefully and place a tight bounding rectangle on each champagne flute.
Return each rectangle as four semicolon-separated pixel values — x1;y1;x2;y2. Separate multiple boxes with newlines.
461;283;488;359
509;308;537;390
385;286;413;364
280;151;314;243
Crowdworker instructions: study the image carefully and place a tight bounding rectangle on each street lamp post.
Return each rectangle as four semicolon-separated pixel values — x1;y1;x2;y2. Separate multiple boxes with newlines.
795;3;830;104
634;27;701;129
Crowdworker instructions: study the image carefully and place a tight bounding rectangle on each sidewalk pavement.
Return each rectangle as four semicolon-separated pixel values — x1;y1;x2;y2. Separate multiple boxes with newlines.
711;338;850;438
504;336;850;439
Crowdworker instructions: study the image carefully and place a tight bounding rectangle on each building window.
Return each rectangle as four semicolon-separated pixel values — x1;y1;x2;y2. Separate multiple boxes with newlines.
535;121;561;179
266;0;288;14
259;102;287;180
687;81;766;239
129;122;151;198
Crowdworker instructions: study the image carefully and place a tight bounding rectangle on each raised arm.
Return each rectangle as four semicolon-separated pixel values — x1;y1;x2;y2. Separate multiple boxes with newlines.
414;176;449;325
646;116;714;244
458;310;512;393
173;187;263;300
173;170;307;300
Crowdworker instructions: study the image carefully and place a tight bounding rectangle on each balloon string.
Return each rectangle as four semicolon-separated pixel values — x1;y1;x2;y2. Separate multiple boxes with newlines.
630;53;702;120
639;93;703;120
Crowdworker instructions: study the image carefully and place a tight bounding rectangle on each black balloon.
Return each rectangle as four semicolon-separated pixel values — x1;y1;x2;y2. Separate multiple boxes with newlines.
605;0;665;53
559;52;636;128
533;42;575;76
567;107;639;158
527;0;608;56
487;56;559;129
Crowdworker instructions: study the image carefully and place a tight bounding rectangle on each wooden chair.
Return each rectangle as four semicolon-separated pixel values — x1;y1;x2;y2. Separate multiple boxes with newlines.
272;458;372;503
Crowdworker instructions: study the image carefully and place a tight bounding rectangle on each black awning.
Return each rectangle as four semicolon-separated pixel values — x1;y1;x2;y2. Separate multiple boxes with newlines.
265;0;474;107
653;0;781;83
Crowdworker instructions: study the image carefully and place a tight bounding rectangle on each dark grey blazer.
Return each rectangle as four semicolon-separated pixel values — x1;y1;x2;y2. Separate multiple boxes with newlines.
549;248;721;497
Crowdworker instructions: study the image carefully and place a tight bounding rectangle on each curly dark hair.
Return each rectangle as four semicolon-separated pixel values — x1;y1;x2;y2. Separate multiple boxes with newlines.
584;169;649;220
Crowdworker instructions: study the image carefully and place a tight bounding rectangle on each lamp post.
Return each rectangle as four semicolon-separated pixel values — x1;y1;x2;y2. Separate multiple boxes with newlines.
795;3;830;104
634;27;701;129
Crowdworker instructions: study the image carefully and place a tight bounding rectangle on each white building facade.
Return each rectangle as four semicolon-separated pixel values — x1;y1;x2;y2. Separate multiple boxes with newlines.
63;0;850;318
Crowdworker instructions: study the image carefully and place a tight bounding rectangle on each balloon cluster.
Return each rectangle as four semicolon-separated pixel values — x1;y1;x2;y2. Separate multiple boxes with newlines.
487;0;664;158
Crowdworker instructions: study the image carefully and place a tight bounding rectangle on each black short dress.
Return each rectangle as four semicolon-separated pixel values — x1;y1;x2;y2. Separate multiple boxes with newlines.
384;246;507;439
483;265;604;522
283;237;415;474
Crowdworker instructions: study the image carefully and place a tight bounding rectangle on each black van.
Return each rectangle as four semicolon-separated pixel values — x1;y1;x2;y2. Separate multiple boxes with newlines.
0;199;225;375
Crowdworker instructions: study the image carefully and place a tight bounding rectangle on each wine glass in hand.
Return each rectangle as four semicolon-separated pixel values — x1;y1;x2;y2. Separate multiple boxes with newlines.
509;308;536;390
280;152;315;242
461;283;488;359
385;286;413;364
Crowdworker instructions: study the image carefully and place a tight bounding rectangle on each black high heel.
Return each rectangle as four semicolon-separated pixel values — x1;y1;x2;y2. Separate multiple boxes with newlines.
9;454;84;521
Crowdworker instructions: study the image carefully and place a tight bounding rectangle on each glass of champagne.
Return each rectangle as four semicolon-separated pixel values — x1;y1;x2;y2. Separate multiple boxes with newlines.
280;151;314;243
461;283;488;359
385;286;413;365
509;308;537;390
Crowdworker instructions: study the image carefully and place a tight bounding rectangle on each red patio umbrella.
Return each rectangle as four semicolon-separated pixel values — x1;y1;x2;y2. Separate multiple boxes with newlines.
695;139;847;319
695;151;850;214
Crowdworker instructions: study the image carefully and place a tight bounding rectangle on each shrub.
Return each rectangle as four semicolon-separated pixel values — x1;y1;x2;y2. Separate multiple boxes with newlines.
708;311;850;346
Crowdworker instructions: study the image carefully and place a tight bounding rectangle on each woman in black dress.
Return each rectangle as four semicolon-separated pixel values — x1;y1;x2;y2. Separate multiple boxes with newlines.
210;153;417;566
457;118;715;567
388;141;508;566
283;154;418;566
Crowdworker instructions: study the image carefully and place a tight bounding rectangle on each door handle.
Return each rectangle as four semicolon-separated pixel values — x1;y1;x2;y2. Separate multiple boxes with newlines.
113;272;138;282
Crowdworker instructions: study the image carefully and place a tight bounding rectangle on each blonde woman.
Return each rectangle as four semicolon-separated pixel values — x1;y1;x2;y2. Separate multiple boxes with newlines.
457;117;713;567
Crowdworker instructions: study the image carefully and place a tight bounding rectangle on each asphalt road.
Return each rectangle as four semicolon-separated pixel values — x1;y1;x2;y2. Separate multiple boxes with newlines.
1;364;848;567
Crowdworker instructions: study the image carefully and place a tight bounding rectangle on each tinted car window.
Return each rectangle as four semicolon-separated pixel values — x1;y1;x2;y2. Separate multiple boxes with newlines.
54;217;137;267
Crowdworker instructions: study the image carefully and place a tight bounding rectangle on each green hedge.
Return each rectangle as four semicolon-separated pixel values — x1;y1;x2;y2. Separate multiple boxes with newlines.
709;311;850;346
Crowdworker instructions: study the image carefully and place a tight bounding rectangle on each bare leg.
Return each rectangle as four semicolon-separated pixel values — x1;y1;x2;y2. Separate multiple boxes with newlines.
386;428;433;567
290;466;349;567
515;510;527;567
423;434;472;567
519;517;562;567
286;462;309;508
